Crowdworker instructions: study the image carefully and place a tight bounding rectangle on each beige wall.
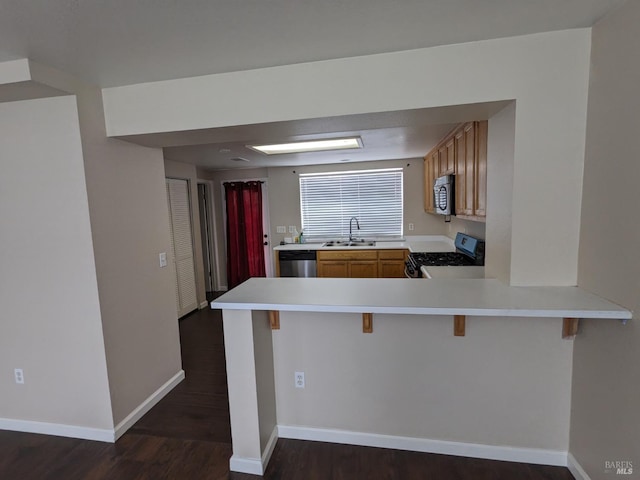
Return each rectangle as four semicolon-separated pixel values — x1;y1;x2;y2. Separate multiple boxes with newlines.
199;159;448;288
484;102;516;283
571;1;640;477
76;87;183;425
0;96;113;429
198;167;269;289
20;62;184;427
104;29;592;286
273;312;573;451
164;159;207;305
266;158;447;244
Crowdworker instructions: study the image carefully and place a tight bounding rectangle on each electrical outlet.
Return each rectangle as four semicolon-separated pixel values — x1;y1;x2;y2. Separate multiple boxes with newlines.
408;223;414;231
159;252;167;267
276;226;286;234
289;226;297;233
14;368;24;384
294;371;305;389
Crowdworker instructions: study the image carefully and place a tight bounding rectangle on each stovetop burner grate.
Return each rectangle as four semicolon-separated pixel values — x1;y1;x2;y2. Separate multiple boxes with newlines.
408;252;477;267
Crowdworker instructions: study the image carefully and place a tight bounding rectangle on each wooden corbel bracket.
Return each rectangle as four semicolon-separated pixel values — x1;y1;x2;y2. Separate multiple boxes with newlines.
454;315;466;336
362;313;373;333
562;317;579;339
269;310;280;330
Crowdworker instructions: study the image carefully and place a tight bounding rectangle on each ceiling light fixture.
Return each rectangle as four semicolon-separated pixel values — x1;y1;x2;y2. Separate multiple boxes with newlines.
247;137;363;155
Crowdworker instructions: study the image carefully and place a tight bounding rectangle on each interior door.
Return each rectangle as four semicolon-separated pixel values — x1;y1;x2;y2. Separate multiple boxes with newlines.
166;178;198;317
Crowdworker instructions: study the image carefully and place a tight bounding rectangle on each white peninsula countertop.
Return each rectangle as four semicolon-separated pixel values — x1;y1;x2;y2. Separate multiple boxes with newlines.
211;277;631;320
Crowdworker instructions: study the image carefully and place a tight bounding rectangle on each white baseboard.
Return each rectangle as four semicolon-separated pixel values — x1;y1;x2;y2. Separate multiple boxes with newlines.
229;426;279;475
0;370;185;443
568;452;592;480
199;300;209;309
278;425;567;467
262;426;279;469
0;417;114;442
114;369;185;440
229;455;264;475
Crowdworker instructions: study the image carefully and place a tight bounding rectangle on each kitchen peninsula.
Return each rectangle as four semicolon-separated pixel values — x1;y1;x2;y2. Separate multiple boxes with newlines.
211;277;631;475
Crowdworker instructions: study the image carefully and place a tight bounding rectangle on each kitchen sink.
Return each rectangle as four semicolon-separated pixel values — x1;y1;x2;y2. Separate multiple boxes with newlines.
322;240;376;247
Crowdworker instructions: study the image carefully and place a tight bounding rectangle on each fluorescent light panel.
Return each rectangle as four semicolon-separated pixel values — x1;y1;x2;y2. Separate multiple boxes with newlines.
248;137;362;155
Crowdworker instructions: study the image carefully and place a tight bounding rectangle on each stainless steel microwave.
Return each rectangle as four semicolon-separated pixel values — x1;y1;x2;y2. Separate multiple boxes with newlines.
434;174;454;215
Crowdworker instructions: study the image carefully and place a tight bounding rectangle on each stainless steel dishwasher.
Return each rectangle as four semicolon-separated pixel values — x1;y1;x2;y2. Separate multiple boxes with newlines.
278;250;317;277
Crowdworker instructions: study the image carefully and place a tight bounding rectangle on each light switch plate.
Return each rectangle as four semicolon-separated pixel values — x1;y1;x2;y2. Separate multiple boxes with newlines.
277;226;286;233
159;252;167;267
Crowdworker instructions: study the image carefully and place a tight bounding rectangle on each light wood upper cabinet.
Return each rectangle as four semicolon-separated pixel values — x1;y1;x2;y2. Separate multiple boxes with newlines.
317;249;408;278
454;122;475;216
423;149;439;213
474;121;488;218
424;121;487;221
442;137;455;176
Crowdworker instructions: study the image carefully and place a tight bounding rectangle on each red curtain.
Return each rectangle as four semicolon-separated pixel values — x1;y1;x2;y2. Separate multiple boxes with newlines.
224;181;266;288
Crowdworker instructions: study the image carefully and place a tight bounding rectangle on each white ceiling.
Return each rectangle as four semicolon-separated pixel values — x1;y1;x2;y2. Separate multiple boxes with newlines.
0;0;625;88
156;102;510;170
0;0;625;170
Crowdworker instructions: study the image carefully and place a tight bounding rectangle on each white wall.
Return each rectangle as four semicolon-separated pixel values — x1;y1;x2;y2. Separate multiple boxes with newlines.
0;96;113;430
103;29;592;286
273;312;573;452
571;1;640;477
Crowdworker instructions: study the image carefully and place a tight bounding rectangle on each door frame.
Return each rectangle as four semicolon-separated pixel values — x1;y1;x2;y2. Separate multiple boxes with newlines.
196;180;221;292
220;177;273;284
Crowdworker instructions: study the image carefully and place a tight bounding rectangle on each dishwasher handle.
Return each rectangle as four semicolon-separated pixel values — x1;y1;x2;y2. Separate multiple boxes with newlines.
278;250;317;261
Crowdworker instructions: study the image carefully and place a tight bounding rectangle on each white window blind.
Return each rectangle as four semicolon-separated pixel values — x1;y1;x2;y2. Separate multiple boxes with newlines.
299;168;403;239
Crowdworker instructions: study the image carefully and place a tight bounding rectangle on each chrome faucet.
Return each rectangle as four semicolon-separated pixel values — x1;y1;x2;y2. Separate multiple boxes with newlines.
349;216;360;242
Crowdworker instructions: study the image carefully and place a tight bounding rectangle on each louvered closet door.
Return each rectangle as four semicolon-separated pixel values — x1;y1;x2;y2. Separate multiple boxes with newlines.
166;178;198;317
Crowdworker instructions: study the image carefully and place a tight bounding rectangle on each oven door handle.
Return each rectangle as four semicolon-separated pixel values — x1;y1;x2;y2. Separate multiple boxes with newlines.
404;265;414;279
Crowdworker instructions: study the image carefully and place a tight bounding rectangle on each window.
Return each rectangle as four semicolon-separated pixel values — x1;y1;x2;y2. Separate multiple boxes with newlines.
299;168;403;240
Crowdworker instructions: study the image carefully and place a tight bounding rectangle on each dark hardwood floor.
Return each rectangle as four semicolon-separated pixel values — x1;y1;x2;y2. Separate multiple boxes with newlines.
0;298;575;480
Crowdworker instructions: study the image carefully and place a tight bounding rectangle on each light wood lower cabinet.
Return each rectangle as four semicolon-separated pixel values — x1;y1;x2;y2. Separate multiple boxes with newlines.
317;249;408;278
316;260;349;278
378;249;409;278
349;260;378;278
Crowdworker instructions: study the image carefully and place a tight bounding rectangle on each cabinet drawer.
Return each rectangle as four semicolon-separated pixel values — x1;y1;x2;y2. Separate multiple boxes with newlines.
318;250;378;261
378;249;408;260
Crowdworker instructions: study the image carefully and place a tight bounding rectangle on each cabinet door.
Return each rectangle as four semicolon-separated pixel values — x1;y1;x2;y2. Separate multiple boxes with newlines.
424;150;438;212
317;261;348;278
349;260;378;278
474;121;488;217
423;157;432;212
379;260;406;278
454;123;475;216
444;137;455;175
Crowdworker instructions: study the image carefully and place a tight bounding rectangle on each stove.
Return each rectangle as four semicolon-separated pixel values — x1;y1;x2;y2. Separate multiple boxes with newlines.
405;233;485;278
